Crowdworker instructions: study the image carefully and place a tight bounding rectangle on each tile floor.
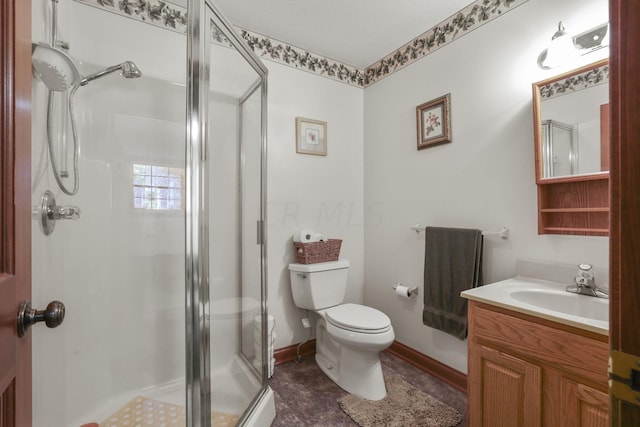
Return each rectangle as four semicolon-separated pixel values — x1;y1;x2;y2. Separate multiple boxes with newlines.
268;351;467;426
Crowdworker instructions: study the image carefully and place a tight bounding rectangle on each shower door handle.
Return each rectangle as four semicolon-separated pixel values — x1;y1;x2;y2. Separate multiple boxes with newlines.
17;300;65;337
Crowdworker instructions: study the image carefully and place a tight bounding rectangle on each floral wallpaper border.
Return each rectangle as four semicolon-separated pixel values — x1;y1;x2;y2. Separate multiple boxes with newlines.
76;0;188;33
364;0;529;86
539;64;609;100
238;29;365;87
74;0;529;88
74;0;364;86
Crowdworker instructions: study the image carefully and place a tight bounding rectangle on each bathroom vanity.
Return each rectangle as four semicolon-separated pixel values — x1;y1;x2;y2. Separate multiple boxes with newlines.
462;278;609;427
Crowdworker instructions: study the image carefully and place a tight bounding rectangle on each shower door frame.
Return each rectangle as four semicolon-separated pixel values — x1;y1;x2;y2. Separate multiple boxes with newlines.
186;0;269;426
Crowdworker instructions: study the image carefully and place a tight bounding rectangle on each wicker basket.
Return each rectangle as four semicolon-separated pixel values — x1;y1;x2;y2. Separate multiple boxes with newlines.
293;239;342;264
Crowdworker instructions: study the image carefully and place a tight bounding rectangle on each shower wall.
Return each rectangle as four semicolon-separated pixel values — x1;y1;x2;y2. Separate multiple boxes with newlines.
31;1;191;425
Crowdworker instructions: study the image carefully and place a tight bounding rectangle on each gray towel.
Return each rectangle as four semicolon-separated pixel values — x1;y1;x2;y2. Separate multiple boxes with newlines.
422;227;483;340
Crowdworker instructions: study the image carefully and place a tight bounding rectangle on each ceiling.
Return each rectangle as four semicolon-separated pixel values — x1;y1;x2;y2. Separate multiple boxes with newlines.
202;0;474;69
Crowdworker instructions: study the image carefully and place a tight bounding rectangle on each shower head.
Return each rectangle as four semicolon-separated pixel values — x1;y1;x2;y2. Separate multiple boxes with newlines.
120;61;143;79
32;43;81;91
79;61;143;86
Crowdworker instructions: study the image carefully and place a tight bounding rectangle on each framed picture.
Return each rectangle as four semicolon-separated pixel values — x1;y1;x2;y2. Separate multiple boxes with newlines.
296;117;327;156
416;93;451;150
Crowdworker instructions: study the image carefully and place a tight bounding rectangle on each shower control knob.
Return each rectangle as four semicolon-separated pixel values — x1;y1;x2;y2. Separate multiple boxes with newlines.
50;205;80;220
17;300;65;337
39;190;81;236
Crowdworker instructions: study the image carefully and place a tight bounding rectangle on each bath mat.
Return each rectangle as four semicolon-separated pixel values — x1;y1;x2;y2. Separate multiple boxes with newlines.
338;377;462;427
99;396;239;427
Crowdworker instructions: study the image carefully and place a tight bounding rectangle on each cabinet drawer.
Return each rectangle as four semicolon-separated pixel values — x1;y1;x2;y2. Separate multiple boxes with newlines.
468;302;608;386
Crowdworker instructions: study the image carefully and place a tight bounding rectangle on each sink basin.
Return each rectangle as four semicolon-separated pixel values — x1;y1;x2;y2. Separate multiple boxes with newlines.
510;289;608;322
461;276;609;335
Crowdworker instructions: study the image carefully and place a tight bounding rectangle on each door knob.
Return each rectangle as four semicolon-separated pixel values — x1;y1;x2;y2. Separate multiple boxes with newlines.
17;300;65;337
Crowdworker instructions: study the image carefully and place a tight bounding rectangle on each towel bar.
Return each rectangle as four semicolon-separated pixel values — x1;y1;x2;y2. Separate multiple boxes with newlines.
410;224;509;239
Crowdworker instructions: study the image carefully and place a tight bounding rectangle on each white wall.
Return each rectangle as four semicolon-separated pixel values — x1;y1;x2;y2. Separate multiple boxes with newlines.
266;61;365;348
363;0;609;373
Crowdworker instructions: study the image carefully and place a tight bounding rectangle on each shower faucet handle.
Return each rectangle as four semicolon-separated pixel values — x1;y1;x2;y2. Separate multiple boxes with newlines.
39;190;80;236
50;204;80;220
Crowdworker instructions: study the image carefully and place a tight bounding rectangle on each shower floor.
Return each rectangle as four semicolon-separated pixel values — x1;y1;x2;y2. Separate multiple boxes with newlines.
77;356;261;426
99;395;239;427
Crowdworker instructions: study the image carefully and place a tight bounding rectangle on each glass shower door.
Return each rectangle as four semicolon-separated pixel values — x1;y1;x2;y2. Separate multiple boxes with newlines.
207;12;269;426
186;1;269;425
30;4;188;424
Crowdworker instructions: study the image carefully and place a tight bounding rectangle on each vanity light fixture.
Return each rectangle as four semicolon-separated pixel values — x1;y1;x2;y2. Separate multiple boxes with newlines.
574;22;609;52
537;21;577;69
537;21;609;70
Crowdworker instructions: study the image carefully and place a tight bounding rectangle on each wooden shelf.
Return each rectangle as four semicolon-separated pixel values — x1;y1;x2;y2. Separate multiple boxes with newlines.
540;207;609;213
537;175;609;236
543;227;609;234
537;172;609;185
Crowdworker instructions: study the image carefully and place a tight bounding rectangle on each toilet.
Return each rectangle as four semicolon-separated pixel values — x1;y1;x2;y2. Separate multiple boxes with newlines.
288;259;394;400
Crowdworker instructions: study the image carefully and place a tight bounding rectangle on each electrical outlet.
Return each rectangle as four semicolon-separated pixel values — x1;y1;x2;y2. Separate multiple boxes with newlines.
301;318;311;328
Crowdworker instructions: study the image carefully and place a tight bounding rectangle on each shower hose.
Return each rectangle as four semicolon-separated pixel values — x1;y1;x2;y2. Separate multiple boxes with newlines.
46;84;81;196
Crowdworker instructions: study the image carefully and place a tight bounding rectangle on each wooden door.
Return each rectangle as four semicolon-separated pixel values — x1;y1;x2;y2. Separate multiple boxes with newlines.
0;0;32;425
609;0;640;424
468;343;542;427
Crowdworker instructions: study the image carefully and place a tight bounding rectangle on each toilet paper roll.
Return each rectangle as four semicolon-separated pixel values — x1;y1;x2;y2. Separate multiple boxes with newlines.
395;285;412;299
293;229;316;243
314;233;328;242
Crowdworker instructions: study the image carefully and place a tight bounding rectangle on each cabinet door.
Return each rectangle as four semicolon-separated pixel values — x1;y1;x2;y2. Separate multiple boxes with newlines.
468;343;542;427
560;377;608;427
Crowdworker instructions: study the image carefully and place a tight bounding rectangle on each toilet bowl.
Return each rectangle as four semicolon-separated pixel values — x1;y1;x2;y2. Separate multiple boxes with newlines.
315;303;394;400
210;296;259;373
324;303;394;351
289;260;395;400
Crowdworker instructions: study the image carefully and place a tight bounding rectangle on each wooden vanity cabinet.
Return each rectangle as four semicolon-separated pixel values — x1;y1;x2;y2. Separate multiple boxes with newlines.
467;301;609;427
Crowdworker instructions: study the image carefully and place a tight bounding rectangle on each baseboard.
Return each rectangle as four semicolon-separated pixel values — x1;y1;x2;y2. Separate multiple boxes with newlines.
386;341;467;393
274;339;467;394
274;339;316;365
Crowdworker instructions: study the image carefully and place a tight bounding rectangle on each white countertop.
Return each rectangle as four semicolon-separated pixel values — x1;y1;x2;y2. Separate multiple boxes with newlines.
461;276;609;336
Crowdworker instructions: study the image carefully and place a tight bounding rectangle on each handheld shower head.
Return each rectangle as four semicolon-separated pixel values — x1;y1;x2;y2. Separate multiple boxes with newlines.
80;61;143;86
32;43;81;91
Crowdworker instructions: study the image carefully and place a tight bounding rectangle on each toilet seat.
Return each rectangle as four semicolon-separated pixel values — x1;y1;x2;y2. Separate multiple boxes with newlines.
326;303;391;334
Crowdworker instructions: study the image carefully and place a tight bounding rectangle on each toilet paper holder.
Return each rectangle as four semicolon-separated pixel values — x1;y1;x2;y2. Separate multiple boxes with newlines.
393;283;419;297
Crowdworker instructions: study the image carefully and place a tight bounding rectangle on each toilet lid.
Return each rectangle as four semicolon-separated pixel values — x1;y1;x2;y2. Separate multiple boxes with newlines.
326;303;391;333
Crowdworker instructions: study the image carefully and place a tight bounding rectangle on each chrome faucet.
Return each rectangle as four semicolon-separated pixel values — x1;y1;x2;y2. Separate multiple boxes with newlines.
566;263;608;299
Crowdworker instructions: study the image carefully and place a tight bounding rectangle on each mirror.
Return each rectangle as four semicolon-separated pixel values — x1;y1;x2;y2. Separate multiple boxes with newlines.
533;59;609;180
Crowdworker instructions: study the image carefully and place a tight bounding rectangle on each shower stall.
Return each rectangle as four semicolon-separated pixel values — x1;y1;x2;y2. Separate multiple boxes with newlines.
30;0;273;425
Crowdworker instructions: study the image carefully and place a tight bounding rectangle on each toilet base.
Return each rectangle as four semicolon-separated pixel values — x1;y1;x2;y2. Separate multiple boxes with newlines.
316;347;387;401
315;318;388;401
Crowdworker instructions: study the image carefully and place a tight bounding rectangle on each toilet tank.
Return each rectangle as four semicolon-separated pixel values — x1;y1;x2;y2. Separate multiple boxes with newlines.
288;259;350;310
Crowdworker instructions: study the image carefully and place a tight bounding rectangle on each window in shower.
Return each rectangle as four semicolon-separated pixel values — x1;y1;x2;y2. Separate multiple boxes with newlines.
133;163;184;210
